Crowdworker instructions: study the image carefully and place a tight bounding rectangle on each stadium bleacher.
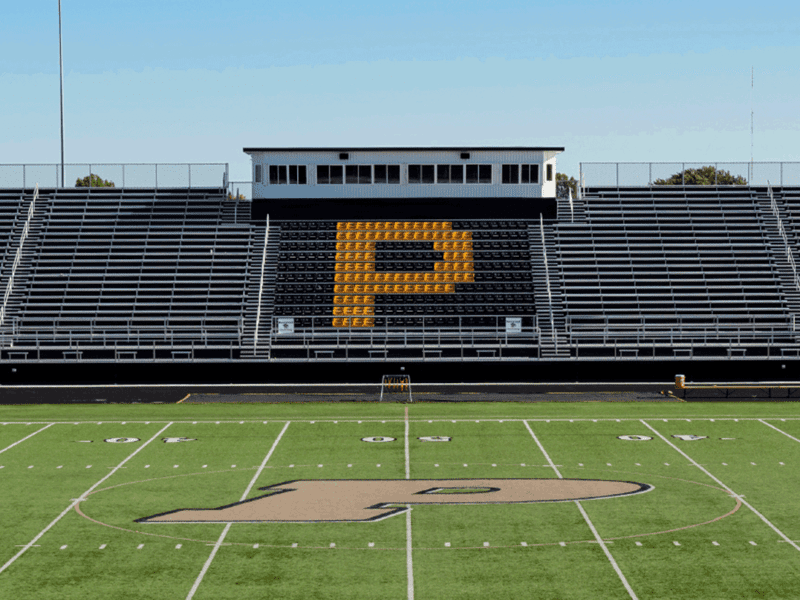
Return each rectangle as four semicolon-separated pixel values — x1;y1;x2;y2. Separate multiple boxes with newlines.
2;156;800;367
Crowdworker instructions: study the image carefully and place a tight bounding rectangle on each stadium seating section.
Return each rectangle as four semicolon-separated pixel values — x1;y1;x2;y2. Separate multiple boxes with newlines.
1;184;798;361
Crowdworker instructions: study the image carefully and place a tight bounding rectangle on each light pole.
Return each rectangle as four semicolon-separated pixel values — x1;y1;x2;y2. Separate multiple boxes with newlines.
58;0;65;188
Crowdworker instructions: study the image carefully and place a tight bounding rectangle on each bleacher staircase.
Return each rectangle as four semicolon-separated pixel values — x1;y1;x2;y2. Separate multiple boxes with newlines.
529;218;569;358
753;188;800;319
241;223;281;358
0;189;49;342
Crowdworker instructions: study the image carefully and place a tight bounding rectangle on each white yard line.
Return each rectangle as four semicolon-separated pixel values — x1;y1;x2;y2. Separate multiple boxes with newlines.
0;423;53;455
185;421;290;600
404;406;414;600
0;422;173;576
641;420;800;553
759;419;800;444
523;420;638;600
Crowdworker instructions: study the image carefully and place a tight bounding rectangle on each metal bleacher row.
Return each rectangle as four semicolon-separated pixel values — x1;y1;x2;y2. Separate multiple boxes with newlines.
1;188;250;358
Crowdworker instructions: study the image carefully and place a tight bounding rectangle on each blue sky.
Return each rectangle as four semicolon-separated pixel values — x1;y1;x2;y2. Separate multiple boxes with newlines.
1;0;798;182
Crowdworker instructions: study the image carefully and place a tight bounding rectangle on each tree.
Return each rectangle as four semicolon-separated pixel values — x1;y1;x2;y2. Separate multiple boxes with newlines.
654;166;747;186
556;173;577;198
75;173;115;188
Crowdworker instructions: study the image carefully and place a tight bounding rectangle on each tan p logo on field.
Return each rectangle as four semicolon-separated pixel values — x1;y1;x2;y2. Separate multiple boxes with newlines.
333;222;475;327
137;478;651;523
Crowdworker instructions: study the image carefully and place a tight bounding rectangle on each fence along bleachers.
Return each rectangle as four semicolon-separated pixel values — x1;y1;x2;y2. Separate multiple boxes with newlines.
559;186;794;353
268;220;538;360
10;187;249;356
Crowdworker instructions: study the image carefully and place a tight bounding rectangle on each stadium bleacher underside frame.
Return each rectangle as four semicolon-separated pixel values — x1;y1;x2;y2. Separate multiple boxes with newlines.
2;182;800;384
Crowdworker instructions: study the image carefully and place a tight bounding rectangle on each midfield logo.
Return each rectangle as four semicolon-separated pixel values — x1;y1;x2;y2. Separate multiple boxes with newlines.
137;478;652;523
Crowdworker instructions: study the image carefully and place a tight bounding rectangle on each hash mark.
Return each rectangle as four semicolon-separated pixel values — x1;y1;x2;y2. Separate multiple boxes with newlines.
291;543;298;548
635;541;642;546
673;541;680;546
749;541;757;545
722;463;727;466
60;545;67;550
253;544;259;549
368;542;374;547
483;542;489;547
231;465;236;468
176;544;182;549
28;466;33;469
751;462;756;465
137;544;144;549
346;464;350;468
318;464;323;468
521;463;526;467
435;464;439;467
99;544;106;550
780;462;785;465
521;542;528;547
635;463;641;466
492;464;497;467
145;465;150;468
559;542;566;547
86;465;92;469
329;543;335;548
712;541;719;546
377;464;381;467
444;542;451;547
202;465;207;468
174;465;179;468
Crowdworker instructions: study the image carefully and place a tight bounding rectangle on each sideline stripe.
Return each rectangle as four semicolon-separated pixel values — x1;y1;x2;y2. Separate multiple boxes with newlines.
185;421;291;600
641;420;800;553
0;422;173;576
0;423;53;455
404;405;415;600
759;419;800;444
523;420;638;600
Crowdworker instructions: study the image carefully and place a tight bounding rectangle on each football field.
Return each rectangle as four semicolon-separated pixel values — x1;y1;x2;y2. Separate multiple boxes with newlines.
1;401;800;599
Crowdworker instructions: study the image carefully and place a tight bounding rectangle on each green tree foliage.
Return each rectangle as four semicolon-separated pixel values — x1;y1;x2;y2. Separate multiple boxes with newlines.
75;173;115;188
654;166;747;186
556;173;577;198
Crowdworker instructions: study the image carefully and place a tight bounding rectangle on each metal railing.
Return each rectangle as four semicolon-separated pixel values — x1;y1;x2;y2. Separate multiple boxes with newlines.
767;182;800;292
0;185;38;327
0;163;229;189
579;162;800;189
4;316;242;348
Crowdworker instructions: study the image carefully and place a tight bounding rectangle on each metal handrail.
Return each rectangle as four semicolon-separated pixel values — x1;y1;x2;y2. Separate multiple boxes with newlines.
767;181;800;292
0;185;38;327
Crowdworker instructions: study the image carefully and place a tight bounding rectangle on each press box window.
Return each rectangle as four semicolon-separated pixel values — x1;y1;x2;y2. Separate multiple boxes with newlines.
437;165;464;183
408;165;435;184
374;165;400;184
521;164;539;184
254;164;262;184
346;165;372;184
502;164;519;184
317;165;344;184
269;165;307;184
466;164;492;184
546;164;553;181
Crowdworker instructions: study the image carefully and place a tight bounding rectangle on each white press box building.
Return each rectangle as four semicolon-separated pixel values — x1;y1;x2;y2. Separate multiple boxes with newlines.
244;147;564;220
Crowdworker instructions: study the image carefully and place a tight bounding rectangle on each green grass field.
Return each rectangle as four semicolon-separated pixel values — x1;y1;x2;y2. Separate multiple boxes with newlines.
2;400;800;599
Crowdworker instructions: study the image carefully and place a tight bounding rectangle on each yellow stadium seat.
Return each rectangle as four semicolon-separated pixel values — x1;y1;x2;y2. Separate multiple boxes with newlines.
337;222;346;230
333;306;344;316
356;221;366;230
433;222;442;230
